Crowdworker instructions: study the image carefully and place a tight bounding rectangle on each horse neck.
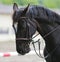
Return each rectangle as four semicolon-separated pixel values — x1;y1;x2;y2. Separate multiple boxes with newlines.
27;5;60;51
37;23;56;52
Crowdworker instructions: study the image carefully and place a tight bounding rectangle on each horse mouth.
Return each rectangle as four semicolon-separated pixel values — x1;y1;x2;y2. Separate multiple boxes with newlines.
19;48;30;55
16;42;31;55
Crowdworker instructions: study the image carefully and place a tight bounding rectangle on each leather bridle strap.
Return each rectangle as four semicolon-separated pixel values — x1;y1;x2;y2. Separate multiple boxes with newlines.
31;18;60;38
28;18;60;59
16;38;31;41
13;17;60;41
32;19;60;59
43;25;60;38
13;17;36;41
13;24;16;35
13;17;60;59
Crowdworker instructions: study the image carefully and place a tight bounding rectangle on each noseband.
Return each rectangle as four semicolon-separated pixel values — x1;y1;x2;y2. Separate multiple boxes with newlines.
13;17;60;59
13;17;39;41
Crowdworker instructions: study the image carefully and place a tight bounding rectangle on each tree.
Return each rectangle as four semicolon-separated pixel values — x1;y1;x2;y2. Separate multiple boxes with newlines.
0;0;13;4
0;0;39;5
13;0;39;6
43;0;60;8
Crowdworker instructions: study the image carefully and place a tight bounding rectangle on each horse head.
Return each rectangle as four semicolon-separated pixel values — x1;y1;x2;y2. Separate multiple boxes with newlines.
12;3;36;55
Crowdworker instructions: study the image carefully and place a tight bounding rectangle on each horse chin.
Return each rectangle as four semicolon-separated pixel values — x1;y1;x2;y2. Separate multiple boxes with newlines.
16;43;31;55
17;48;30;55
20;49;30;55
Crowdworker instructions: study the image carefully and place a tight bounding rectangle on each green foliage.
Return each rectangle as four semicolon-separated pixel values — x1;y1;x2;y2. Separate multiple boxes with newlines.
55;0;60;8
13;0;39;5
38;0;44;5
0;0;60;8
43;0;60;8
0;0;13;4
0;0;39;5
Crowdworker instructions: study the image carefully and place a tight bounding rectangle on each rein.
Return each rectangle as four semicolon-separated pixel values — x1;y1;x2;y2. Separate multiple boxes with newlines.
31;19;60;59
13;17;60;59
30;18;60;59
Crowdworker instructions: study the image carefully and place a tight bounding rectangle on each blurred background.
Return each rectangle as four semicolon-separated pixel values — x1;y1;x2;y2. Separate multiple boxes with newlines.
0;0;60;8
0;0;60;42
0;0;60;62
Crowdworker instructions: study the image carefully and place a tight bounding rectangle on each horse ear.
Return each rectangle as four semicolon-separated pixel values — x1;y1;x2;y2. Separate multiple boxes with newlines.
13;3;18;12
22;4;30;15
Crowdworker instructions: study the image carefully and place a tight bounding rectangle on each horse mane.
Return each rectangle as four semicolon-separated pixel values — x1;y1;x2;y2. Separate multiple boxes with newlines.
26;5;60;24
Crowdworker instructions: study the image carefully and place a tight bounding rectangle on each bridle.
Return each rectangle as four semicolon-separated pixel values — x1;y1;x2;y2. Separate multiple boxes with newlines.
13;17;37;41
13;17;60;59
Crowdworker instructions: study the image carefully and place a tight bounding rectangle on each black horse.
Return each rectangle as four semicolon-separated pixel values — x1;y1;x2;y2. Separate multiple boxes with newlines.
12;3;60;62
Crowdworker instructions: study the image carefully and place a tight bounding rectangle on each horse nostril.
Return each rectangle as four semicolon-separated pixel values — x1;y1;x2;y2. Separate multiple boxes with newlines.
27;47;30;52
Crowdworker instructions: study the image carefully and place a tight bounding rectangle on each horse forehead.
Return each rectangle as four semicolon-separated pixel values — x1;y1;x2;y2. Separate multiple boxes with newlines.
15;8;24;17
28;22;36;35
16;10;22;16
